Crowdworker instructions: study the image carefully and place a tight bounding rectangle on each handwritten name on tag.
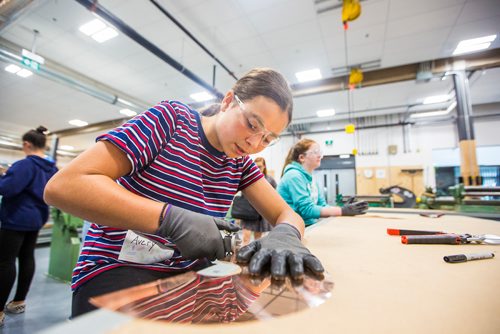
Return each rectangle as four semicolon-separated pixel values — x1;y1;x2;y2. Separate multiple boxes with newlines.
118;230;174;264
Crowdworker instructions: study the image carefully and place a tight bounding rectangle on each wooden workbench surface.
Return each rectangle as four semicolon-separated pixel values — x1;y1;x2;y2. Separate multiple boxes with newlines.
48;209;500;334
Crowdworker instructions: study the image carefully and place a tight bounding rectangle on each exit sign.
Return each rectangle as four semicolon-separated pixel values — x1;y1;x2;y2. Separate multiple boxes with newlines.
21;56;40;70
325;139;333;146
21;49;44;71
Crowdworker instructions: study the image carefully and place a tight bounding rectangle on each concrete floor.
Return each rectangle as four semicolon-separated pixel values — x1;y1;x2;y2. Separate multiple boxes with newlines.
1;245;72;334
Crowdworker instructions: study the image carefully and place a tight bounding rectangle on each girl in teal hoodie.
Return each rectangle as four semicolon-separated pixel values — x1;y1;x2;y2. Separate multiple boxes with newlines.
277;139;368;226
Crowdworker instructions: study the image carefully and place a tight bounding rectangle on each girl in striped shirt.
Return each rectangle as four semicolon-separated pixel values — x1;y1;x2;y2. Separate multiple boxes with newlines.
44;68;324;318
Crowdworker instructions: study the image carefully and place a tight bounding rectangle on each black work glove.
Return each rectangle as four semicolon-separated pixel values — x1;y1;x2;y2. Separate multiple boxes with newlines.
236;224;324;280
157;204;240;260
341;201;369;216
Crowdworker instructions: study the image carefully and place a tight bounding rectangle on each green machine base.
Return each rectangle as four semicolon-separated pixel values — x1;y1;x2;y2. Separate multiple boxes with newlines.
47;208;83;283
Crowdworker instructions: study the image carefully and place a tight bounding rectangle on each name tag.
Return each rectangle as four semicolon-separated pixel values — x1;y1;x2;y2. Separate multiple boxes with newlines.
118;230;174;264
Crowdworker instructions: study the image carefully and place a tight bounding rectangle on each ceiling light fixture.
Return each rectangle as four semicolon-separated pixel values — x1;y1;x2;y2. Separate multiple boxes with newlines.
79;19;118;43
446;101;457;113
15;68;33;78
79;19;106;35
119;108;137;117
423;95;449;104
295;68;322;83
410;110;450;119
92;27;119;43
68;119;88;127
190;91;214;102
453;34;496;55
4;64;33;77
5;64;21;73
316;109;336;117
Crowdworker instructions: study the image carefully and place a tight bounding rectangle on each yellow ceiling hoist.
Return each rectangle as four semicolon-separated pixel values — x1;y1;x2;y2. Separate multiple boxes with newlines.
342;0;362;152
342;0;362;30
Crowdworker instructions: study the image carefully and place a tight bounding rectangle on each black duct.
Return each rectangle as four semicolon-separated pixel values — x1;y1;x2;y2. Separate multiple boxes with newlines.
74;0;224;100
150;0;238;81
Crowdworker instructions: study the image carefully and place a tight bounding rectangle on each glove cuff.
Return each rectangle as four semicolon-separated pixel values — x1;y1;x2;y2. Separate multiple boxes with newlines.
274;223;302;240
341;206;347;216
158;203;171;226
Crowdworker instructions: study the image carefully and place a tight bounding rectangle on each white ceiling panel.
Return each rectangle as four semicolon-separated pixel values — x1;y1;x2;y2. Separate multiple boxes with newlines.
388;0;467;20
386;5;462;40
235;0;288;14
444;15;500;48
260;20;323;50
456;0;500;24
247;0;317;34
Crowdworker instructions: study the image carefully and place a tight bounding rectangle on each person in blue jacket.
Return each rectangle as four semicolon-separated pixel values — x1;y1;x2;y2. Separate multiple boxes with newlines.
277;138;368;226
0;126;58;327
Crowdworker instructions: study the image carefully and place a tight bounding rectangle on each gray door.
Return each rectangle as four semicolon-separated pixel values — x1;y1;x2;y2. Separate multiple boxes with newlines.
314;169;356;205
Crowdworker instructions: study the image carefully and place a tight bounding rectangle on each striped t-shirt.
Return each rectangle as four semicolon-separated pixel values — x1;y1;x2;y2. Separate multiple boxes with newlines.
72;100;262;291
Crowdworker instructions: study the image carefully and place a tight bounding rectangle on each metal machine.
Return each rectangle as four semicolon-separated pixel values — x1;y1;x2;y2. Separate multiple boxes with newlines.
336;194;393;208
418;184;500;220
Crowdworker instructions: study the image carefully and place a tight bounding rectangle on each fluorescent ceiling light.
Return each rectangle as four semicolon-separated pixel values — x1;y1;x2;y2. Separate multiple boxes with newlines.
453;34;496;55
79;19;118;43
316;109;336;117
339;154;350;159
0;139;19;147
59;145;74;150
410;110;450;119
117;97;133;107
423;95;449;104
119;108;137;117
190;91;214;102
79;19;107;36
16;69;33;78
68;119;88;127
295;68;322;83
446;101;457;113
5;64;21;73
92;27;118;43
5;64;32;78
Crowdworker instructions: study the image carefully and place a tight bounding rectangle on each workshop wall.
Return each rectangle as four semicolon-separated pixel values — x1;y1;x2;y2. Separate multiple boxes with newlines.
259;116;500;194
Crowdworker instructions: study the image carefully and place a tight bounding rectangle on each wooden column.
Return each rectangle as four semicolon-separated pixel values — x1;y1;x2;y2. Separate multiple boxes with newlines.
453;70;480;186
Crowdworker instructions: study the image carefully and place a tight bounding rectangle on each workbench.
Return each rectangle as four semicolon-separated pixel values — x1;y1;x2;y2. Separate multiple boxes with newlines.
43;209;500;334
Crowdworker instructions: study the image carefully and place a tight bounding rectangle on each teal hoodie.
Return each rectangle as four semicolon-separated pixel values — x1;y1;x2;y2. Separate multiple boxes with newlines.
277;161;326;226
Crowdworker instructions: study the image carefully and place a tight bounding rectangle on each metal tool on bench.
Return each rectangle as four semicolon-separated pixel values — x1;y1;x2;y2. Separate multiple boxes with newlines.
401;233;500;245
386;228;500;245
221;230;242;258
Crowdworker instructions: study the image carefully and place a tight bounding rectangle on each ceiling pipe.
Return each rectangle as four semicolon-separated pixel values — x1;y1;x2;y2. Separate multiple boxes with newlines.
0;41;149;114
291;48;500;98
149;0;238;81
282;121;415;137
290;100;456;125
74;0;224;100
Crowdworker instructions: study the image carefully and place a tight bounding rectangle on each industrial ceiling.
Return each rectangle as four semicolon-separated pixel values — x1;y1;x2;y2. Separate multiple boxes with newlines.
0;0;499;151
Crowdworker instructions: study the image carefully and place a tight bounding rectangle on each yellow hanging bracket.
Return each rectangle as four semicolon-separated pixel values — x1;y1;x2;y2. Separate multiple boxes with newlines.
345;123;356;134
349;68;364;89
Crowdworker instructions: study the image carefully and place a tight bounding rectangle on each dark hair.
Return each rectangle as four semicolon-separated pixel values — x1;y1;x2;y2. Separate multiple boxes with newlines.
233;68;293;124
200;68;293;123
22;126;48;149
254;157;267;176
281;138;317;176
